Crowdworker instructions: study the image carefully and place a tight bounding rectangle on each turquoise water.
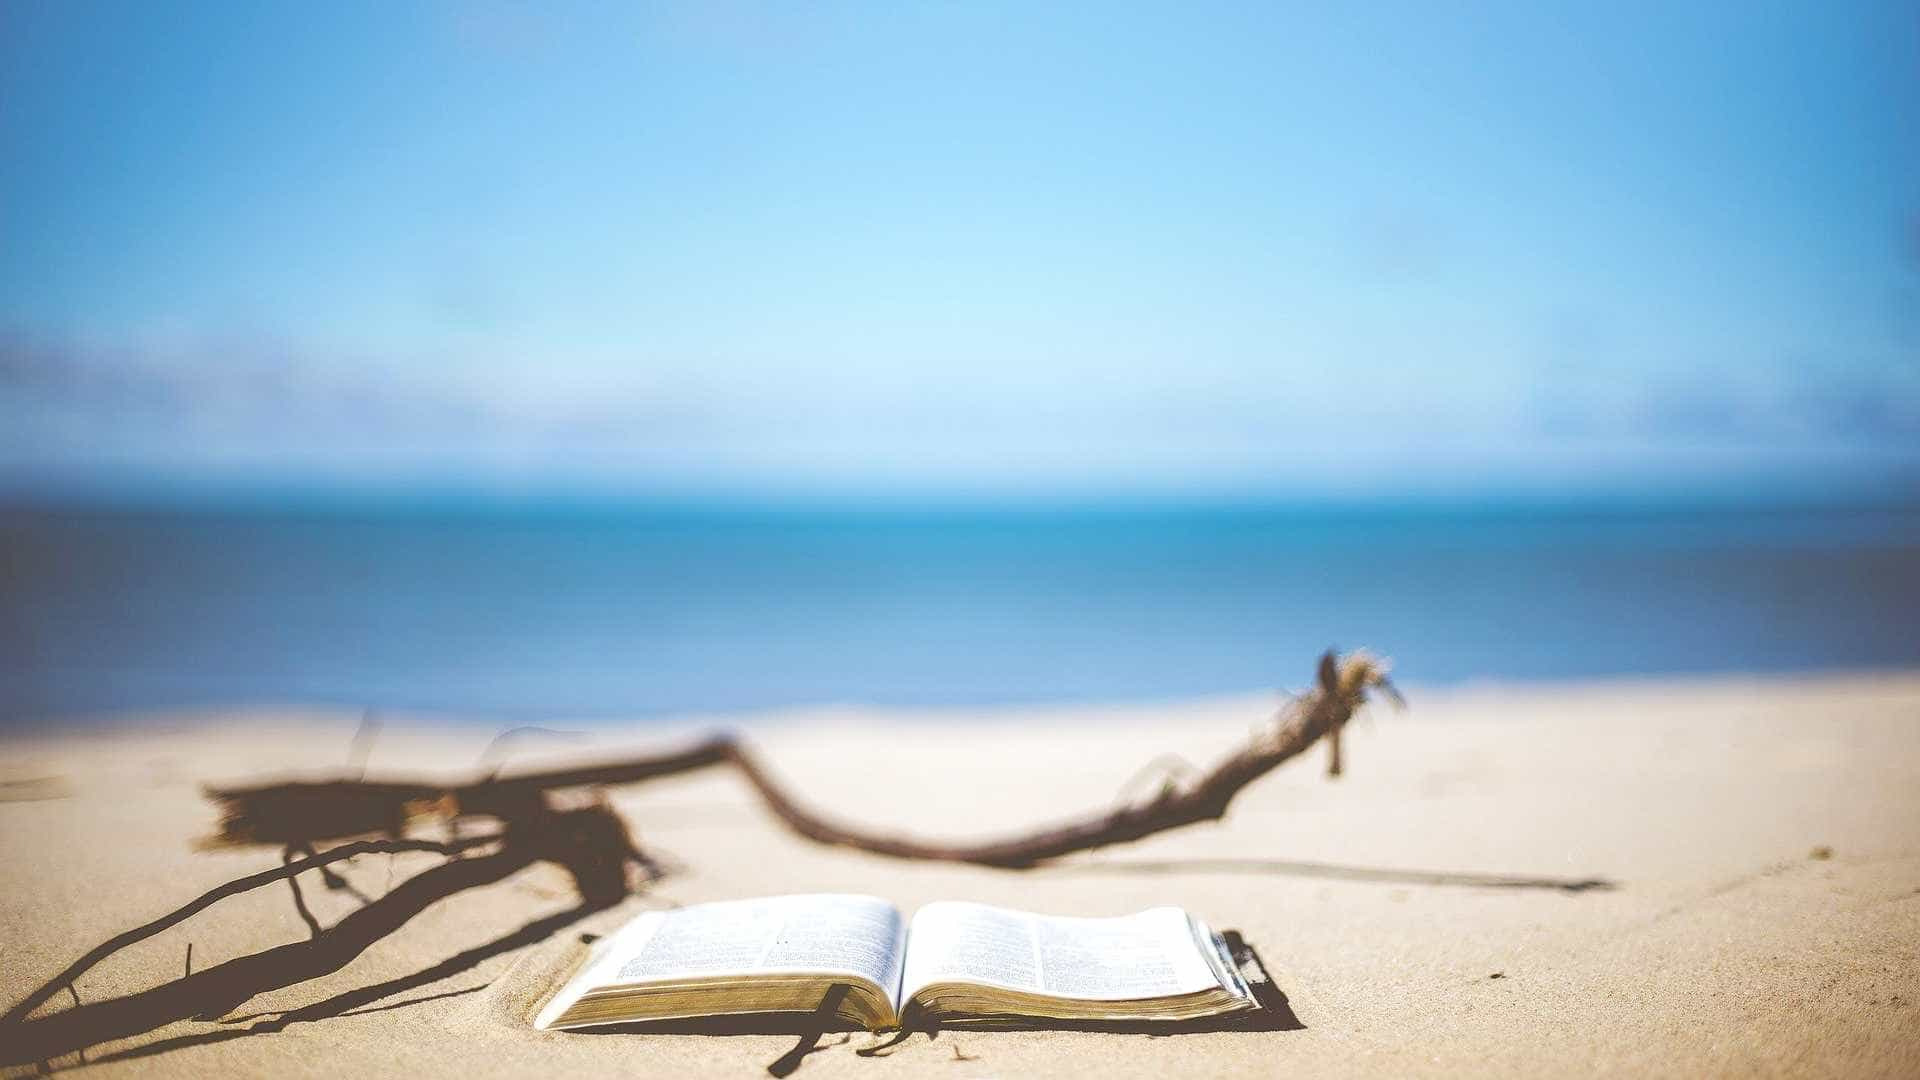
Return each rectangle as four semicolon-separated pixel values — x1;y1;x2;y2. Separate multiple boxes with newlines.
3;496;1917;723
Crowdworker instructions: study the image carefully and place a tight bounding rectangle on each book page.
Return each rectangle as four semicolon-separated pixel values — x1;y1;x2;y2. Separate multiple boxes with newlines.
591;894;906;994
899;902;1224;1002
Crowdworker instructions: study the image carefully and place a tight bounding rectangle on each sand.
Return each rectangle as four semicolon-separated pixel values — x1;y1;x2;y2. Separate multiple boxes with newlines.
2;673;1917;1077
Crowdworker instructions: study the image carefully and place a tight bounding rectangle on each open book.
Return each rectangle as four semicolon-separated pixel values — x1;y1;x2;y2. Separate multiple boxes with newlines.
535;894;1258;1031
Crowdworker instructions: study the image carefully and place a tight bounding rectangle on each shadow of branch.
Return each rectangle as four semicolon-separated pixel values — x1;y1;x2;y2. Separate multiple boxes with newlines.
3;803;650;1072
1052;857;1616;893
80;905;597;1071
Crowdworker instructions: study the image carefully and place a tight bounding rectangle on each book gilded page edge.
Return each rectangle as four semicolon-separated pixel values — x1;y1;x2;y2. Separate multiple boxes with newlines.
533;909;668;1030
535;899;1253;1031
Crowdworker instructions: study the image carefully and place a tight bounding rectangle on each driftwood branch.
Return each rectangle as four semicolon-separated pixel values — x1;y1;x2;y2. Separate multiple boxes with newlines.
722;649;1399;866
207;650;1400;869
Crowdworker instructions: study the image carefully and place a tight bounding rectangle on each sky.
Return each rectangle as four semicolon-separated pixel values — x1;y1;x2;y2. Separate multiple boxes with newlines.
1;1;1916;500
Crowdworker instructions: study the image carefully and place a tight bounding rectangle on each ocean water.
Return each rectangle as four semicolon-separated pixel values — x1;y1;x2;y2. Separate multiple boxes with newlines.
2;497;1917;723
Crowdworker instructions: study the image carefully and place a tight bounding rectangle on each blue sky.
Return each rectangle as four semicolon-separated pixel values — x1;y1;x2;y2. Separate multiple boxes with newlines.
1;1;1915;498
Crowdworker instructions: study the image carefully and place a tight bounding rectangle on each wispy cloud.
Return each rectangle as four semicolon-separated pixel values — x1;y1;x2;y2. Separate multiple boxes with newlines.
3;324;1916;496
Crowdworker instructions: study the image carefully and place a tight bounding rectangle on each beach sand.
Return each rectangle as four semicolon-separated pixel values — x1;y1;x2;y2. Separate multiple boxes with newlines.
3;673;1917;1077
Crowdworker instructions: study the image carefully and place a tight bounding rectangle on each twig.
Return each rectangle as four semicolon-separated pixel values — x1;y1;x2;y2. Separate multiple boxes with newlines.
347;710;381;779
476;726;587;778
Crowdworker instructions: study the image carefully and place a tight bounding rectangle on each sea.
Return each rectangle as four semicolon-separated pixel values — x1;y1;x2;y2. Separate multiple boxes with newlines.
3;494;1917;724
